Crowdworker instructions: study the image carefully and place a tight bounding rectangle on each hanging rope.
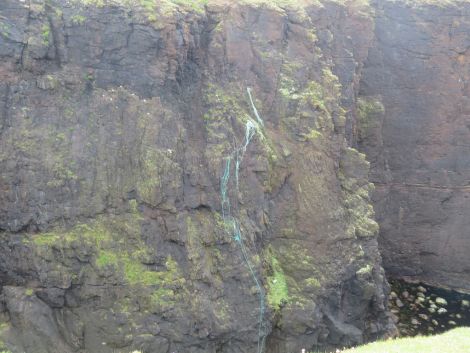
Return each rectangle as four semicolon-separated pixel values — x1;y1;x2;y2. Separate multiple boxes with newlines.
219;88;267;353
247;87;264;127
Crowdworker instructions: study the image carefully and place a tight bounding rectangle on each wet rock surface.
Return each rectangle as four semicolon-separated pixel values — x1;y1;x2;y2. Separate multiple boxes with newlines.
389;279;470;337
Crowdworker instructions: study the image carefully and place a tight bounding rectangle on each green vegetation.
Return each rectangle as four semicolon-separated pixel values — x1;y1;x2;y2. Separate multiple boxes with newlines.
339;148;378;238
68;0;372;28
302;81;329;113
239;0;372;13
202;82;275;174
357;97;384;121
54;7;64;17
303;277;320;290
30;212;187;311
344;192;379;238
122;256;161;285
356;264;372;276
269;240;326;311
79;0;105;6
279;61;306;99
32;217;113;248
306;129;323;141
71;14;86;25
204;84;252;126
0;322;11;353
0;22;10;38
266;252;289;310
136;148;181;206
95;250;119;268
71;0;208;24
315;68;342;108
279;61;343;139
356;96;384;139
203;84;245;162
340;327;470;353
129;199;139;213
41;24;50;45
172;0;208;13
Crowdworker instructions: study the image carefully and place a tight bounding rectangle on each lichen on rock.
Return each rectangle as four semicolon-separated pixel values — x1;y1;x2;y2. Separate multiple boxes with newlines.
0;0;395;352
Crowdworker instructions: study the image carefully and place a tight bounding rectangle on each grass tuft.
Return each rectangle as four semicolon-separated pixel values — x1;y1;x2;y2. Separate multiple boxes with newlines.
340;327;470;353
267;253;289;310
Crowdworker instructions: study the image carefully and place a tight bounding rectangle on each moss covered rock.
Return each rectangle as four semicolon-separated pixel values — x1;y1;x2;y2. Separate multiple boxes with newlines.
0;0;394;352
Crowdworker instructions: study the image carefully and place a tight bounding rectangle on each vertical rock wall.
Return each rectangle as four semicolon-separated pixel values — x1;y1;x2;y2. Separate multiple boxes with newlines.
359;0;470;292
0;0;395;352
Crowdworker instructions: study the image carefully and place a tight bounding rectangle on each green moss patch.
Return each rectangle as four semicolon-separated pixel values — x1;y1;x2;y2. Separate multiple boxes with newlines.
357;96;384;139
41;24;50;45
95;250;119;268
267;252;289;310
339;148;379;238
30;211;186;310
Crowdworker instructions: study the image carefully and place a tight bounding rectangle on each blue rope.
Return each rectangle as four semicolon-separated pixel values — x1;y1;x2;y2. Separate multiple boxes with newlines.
235;119;256;192
221;157;232;220
219;88;266;353
247;88;264;127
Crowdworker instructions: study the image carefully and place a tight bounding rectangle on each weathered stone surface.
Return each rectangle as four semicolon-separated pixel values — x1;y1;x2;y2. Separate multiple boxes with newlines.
358;0;470;292
0;0;395;352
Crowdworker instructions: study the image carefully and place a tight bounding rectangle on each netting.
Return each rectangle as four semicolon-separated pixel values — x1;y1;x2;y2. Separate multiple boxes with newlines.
219;88;267;353
247;87;264;127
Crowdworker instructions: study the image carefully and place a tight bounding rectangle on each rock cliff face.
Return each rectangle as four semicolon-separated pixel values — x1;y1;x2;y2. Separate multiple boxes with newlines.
358;0;470;292
0;0;395;352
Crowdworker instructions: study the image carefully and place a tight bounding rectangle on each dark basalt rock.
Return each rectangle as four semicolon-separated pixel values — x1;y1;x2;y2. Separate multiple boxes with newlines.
358;0;470;293
388;279;470;337
0;0;398;352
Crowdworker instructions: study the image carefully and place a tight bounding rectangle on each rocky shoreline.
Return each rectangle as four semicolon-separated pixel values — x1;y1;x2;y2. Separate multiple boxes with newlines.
389;279;470;337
